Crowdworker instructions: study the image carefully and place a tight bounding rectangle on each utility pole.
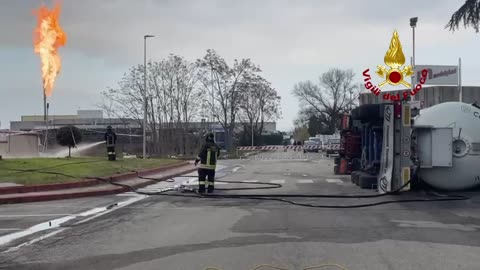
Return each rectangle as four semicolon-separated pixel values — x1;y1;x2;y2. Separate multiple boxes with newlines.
410;17;418;101
459;57;462;102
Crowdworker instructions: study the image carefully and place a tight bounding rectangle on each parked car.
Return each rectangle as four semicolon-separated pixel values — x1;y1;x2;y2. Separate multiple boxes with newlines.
309;137;323;149
303;140;320;153
325;138;340;156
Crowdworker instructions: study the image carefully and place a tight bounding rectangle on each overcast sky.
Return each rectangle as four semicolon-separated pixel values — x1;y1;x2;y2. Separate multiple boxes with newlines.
1;0;479;131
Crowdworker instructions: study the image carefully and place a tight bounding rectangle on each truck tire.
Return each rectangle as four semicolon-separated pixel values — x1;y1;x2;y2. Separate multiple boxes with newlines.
359;174;377;189
357;104;381;121
351;171;361;183
351;107;361;120
355;172;365;185
351;158;362;171
351;171;363;184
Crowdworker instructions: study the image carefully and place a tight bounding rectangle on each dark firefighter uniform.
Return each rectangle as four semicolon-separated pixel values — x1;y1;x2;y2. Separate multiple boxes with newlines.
104;126;117;161
195;133;220;193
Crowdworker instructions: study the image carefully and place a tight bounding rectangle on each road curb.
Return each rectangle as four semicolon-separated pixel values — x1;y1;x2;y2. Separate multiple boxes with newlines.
0;166;197;204
0;161;191;195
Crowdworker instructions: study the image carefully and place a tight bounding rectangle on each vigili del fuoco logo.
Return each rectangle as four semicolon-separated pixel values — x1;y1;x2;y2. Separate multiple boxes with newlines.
362;30;428;101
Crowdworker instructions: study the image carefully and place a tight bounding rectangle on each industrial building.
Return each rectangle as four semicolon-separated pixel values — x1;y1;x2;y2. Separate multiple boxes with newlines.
10;110;139;131
0;131;40;158
8;110;277;156
11;110;277;135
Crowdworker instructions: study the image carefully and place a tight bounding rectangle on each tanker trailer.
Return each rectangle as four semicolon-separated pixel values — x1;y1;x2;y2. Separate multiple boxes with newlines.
412;102;480;191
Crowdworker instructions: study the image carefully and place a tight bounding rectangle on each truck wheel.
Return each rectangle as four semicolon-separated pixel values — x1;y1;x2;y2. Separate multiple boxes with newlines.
359;174;377;189
351;158;362;171
351;171;360;183
357;104;381;121
351;107;361;120
351;171;363;184
354;172;368;185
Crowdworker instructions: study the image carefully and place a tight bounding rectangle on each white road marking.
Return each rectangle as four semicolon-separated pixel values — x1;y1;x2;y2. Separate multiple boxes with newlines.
4;228;66;253
270;180;285;184
117;192;137;196
0;229;22;231
326;179;343;183
298;179;314;184
0;194;150;252
0;215;76;247
391;220;480;231
73;195;148;225
136;189;164;192
243;180;258;183
77;207;107;217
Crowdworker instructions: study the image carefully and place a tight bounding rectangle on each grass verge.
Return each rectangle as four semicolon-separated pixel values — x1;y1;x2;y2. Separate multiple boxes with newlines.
0;157;183;186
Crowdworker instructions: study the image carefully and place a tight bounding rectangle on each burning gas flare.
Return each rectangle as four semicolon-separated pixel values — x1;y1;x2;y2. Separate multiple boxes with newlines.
33;2;67;97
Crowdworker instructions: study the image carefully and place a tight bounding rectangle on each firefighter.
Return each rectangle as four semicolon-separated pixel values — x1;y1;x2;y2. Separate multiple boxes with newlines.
194;132;221;193
104;126;117;161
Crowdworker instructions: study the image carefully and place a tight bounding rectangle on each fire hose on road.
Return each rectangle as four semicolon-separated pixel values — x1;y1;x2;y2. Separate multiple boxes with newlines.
3;166;469;209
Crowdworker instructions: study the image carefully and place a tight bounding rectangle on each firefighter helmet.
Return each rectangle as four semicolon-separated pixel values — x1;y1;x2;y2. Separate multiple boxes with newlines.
205;132;214;142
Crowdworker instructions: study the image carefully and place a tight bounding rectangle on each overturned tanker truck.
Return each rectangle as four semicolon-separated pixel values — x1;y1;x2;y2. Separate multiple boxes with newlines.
335;100;480;193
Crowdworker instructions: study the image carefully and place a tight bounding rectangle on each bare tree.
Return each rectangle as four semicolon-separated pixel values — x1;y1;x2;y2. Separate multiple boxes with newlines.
101;54;202;156
100;66;145;127
292;68;359;134
237;75;281;145
196;49;261;151
147;55;202;155
446;0;480;32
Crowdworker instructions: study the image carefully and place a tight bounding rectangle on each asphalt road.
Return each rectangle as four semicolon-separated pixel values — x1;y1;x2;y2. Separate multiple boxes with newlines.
1;150;480;270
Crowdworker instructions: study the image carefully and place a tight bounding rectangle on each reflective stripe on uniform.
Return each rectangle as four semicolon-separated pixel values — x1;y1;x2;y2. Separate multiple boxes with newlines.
198;181;206;185
206;150;211;166
199;164;215;170
206;182;214;186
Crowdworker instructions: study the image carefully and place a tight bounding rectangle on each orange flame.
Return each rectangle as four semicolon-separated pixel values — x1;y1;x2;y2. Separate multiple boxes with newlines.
33;2;67;97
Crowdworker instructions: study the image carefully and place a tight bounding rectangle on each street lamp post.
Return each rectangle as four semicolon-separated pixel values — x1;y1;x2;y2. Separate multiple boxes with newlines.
143;34;154;159
410;17;418;101
43;103;50;152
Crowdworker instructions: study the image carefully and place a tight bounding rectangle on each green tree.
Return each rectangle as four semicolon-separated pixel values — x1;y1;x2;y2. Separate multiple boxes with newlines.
308;114;327;136
293;126;310;143
56;126;82;157
446;0;480;32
